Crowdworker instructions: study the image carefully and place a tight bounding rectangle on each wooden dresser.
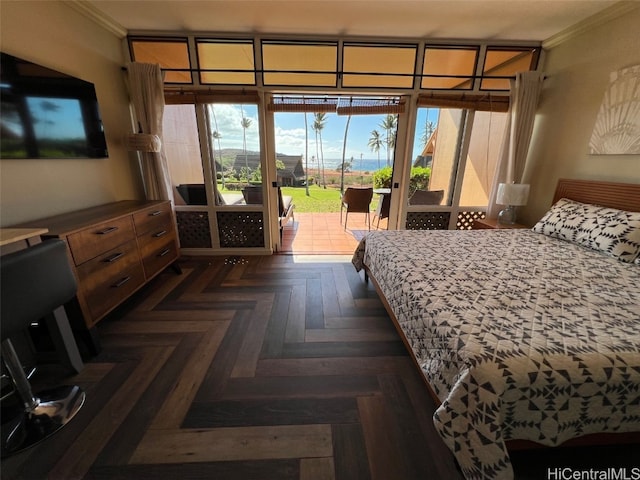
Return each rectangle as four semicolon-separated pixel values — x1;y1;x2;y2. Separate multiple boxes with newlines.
20;200;179;329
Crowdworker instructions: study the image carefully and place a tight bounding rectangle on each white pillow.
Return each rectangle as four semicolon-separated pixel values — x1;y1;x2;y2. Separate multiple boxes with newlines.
532;198;640;263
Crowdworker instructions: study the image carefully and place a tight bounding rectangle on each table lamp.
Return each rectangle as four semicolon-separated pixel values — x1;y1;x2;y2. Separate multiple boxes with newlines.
496;183;529;225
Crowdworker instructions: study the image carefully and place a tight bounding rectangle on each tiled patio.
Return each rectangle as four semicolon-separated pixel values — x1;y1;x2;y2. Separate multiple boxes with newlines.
279;212;388;254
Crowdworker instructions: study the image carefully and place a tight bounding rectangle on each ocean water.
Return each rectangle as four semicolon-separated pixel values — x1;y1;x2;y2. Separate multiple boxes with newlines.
309;158;392;173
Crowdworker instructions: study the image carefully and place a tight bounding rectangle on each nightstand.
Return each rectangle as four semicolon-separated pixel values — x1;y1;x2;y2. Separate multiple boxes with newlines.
473;218;528;230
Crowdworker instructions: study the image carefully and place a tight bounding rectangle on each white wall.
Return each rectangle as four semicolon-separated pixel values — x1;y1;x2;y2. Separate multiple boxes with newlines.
0;1;143;227
522;6;640;226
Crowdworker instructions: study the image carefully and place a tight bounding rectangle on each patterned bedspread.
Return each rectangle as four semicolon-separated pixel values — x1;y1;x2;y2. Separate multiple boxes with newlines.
352;229;640;479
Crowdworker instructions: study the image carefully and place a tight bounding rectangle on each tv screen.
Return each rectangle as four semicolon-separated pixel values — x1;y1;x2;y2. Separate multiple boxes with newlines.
0;52;108;159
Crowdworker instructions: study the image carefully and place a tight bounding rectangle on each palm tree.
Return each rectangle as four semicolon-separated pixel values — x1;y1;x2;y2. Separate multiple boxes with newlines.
368;129;383;169
304;111;309;196
212;130;223;186
209;105;225;187
379;114;397;167
212;130;223;154
312;120;320;181
340;115;352;194
313;113;327;188
420;120;436;149
240;105;252;175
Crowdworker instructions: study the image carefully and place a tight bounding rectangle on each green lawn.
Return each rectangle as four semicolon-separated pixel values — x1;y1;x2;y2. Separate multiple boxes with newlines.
217;183;380;213
282;185;380;213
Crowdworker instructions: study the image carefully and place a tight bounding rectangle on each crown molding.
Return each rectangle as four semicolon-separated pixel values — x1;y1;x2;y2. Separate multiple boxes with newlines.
62;0;128;38
543;1;639;49
60;1;637;50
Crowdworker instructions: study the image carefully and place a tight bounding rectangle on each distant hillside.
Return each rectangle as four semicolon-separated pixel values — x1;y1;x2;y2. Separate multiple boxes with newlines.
213;148;256;166
218;148;258;157
215;148;287;165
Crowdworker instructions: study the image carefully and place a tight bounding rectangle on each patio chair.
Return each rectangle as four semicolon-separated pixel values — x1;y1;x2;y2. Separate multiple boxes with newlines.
373;191;391;229
409;189;444;205
242;186;263;204
341;187;373;230
278;187;295;237
176;184;207;205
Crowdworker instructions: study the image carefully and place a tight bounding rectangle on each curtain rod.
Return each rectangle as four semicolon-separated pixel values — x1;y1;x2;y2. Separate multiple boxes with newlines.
122;65;544;80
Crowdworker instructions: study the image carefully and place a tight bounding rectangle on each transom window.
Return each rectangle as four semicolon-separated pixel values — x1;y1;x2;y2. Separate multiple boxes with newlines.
128;35;541;92
129;37;192;83
261;40;338;87
196;39;256;85
342;43;417;89
421;46;479;90
481;47;540;90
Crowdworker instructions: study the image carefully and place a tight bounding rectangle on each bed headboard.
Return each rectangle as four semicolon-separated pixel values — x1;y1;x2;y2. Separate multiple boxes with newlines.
553;179;640;212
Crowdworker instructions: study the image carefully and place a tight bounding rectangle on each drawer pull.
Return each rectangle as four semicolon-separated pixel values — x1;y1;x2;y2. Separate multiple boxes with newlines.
112;276;131;288
148;210;162;217
103;252;124;263
153;230;168;238
158;248;171;257
96;226;118;235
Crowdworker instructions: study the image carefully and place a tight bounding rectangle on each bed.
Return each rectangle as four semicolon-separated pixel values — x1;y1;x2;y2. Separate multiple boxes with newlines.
351;179;640;479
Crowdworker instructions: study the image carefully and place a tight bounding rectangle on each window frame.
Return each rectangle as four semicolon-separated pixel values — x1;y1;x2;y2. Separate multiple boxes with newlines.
420;45;480;90
126;33;543;238
128;36;193;84
195;38;257;86
127;34;542;94
260;40;339;88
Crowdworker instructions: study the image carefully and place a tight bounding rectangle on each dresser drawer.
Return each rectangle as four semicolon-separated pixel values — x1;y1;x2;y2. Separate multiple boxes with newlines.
84;263;145;323
140;237;179;279
138;218;178;277
68;216;136;265
75;239;141;292
137;216;174;248
133;202;173;237
19;200;179;330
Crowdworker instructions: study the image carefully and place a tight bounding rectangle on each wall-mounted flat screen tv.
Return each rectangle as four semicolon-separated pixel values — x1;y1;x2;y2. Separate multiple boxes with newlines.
0;52;108;159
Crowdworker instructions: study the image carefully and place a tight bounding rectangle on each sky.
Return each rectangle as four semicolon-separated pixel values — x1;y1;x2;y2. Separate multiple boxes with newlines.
16;97;86;139
207;103;440;163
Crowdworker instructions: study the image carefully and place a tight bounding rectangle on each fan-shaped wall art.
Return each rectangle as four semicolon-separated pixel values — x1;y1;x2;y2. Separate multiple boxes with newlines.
589;64;640;155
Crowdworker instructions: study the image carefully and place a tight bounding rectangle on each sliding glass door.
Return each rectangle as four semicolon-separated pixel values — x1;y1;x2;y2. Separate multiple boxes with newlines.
404;106;508;230
160;90;510;255
163;99;276;253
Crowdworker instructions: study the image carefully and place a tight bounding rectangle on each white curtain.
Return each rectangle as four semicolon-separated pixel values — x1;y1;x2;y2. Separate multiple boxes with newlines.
127;62;173;202
487;71;545;218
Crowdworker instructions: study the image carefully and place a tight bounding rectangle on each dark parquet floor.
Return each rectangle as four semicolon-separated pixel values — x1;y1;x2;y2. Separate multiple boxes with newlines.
2;255;637;480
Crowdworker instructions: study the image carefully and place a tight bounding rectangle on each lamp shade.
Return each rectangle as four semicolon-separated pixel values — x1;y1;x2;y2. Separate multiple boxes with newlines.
125;133;162;152
496;183;530;206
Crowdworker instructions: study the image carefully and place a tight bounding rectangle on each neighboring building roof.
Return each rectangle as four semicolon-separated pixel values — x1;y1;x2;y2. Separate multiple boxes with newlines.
420;130;437;157
233;154;305;180
414;130;437;168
